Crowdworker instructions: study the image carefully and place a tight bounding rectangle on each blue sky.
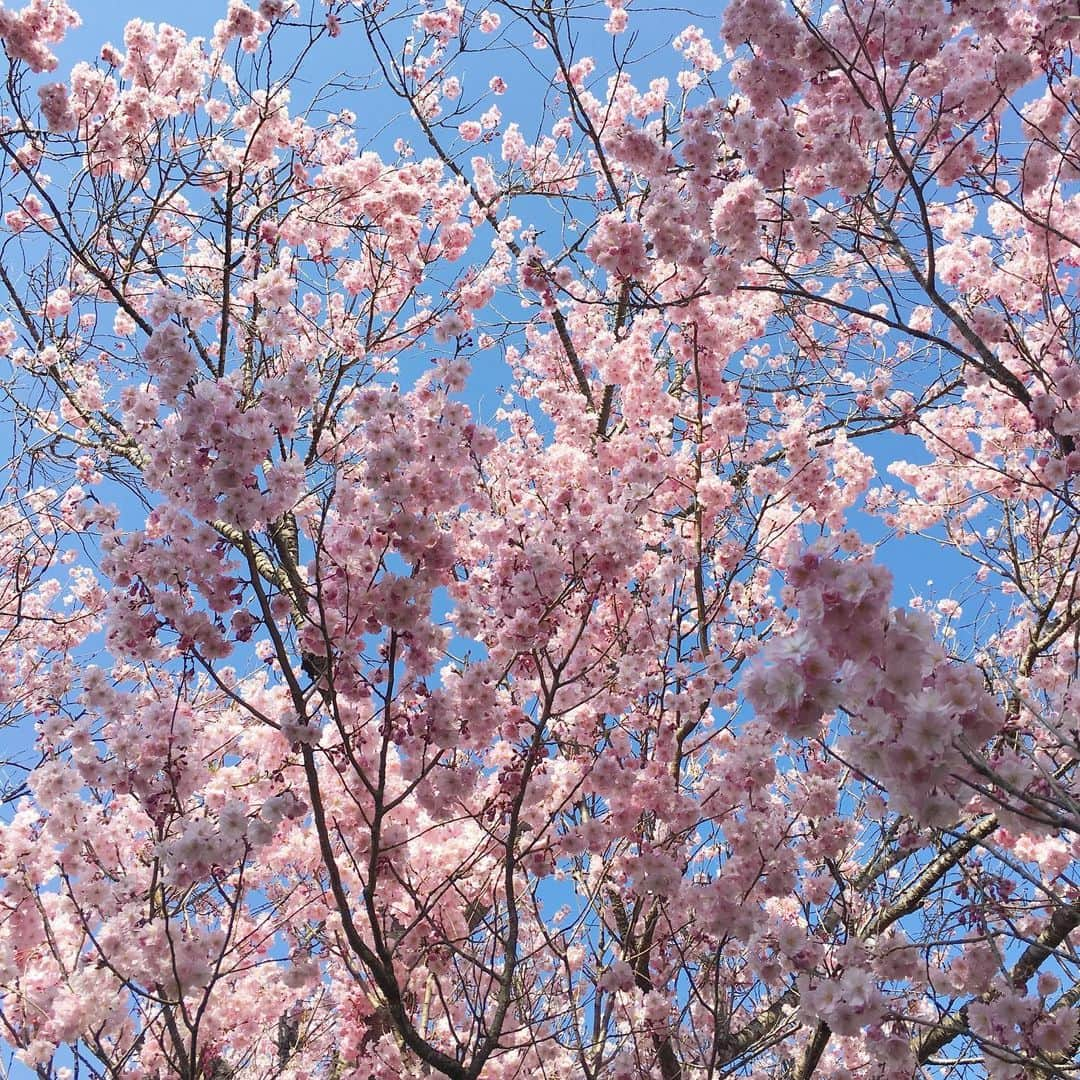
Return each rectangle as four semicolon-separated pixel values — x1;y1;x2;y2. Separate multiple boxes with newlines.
62;0;227;50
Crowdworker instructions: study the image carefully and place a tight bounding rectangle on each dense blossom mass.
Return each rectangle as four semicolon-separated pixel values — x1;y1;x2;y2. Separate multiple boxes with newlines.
0;0;1078;1077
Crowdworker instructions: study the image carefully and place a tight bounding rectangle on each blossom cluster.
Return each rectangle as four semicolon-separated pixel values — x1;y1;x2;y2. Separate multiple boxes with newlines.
745;551;1003;824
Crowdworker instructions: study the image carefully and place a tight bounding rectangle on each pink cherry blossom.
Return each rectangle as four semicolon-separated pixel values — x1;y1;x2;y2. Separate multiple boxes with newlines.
0;2;1076;1078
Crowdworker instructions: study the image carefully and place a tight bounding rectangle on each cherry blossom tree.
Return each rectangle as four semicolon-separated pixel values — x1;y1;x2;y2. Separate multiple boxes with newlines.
0;0;1078;1078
